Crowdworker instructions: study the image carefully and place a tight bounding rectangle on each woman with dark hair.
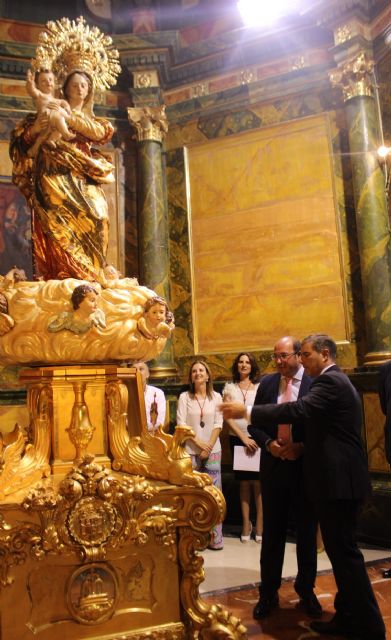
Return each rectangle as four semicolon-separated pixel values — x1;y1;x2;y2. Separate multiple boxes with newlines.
176;360;224;550
223;352;262;543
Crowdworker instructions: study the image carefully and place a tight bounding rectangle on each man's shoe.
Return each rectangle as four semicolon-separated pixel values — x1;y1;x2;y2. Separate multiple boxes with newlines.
253;594;279;620
311;618;385;640
299;592;322;618
309;618;349;635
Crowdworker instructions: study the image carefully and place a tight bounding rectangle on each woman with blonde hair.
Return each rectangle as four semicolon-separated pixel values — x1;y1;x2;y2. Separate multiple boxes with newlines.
176;360;224;550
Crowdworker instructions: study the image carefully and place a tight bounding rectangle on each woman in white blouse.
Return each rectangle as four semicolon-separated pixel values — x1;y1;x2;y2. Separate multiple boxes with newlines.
223;352;262;543
176;360;223;550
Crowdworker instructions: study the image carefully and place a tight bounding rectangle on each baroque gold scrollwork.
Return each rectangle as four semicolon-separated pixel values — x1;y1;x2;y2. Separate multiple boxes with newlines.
0;513;42;589
0;383;51;500
183;484;226;533
100;624;185;639
177;529;247;639
20;455;177;564
106;379;212;487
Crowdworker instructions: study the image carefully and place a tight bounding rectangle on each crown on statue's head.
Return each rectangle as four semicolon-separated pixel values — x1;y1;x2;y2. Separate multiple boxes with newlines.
31;16;121;93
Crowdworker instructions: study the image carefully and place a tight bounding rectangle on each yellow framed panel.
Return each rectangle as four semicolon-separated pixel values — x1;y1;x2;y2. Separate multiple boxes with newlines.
185;113;349;353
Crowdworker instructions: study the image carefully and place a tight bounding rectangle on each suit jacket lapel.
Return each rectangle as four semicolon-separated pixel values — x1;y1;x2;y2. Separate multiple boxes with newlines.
269;374;281;402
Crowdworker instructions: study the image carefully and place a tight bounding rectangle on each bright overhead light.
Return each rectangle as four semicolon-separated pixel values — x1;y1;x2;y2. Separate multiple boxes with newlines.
237;0;298;26
378;145;391;159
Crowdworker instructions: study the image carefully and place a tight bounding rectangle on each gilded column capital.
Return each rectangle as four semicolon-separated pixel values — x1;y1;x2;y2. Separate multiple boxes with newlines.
127;106;168;143
329;52;374;101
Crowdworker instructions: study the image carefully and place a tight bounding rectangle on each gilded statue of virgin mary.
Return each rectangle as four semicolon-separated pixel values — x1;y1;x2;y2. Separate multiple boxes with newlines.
9;17;121;285
4;17;174;366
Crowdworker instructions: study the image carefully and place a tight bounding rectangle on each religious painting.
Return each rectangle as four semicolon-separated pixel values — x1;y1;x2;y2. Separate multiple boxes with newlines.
0;181;33;279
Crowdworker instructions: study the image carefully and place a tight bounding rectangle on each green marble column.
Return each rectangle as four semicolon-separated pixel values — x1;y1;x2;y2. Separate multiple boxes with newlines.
128;106;177;378
331;53;391;365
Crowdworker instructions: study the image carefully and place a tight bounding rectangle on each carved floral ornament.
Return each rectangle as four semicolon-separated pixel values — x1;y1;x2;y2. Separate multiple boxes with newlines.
329;52;375;102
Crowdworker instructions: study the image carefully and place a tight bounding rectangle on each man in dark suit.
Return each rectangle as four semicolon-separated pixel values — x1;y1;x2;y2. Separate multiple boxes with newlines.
247;335;320;620
378;360;391;579
378;360;391;466
221;334;385;640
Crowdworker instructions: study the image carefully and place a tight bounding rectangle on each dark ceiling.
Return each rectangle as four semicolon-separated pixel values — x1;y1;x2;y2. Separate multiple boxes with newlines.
0;0;239;33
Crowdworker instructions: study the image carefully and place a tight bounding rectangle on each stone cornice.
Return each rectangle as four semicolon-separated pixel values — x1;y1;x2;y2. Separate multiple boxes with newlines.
308;0;370;26
0;4;387;96
164;69;337;126
117;22;332;89
307;0;390;26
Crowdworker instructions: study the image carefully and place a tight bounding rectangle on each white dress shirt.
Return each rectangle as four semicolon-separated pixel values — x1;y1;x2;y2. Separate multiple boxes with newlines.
277;365;304;403
145;384;166;430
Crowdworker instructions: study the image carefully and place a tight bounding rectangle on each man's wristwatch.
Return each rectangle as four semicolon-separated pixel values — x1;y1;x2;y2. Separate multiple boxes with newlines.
265;439;272;453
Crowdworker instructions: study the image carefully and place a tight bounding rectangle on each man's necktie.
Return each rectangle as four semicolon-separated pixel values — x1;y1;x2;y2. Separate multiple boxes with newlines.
150;392;158;428
278;377;293;443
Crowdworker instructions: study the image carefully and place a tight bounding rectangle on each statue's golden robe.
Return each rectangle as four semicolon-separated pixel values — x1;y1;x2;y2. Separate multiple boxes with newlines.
10;111;114;284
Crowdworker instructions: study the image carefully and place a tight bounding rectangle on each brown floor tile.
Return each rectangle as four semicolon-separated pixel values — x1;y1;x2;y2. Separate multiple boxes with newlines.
203;560;391;639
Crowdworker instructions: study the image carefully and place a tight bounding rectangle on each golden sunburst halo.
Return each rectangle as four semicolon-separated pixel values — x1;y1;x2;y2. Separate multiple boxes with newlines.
32;16;121;93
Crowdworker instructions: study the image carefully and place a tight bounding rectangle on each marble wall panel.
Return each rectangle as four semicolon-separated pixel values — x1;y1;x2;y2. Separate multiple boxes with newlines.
185;114;348;353
166;90;359;373
167;148;195;357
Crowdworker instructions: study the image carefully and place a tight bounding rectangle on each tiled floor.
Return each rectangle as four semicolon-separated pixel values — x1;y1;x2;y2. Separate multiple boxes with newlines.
200;535;390;594
201;533;391;638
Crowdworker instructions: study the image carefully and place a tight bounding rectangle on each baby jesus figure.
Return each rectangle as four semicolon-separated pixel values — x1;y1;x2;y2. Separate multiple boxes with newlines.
26;69;75;157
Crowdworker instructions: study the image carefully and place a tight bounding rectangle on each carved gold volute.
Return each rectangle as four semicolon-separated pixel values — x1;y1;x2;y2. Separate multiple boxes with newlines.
127;106;168;142
329;52;374;101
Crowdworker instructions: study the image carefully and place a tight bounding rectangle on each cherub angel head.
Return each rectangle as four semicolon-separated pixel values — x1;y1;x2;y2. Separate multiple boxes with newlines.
71;284;99;320
144;296;169;328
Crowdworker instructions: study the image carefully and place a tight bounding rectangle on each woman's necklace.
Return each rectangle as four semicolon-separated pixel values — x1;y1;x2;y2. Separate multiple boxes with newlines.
195;393;207;427
238;380;252;404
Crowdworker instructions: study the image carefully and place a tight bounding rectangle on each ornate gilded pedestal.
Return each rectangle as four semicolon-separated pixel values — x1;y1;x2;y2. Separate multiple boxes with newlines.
2;14;246;638
0;364;247;639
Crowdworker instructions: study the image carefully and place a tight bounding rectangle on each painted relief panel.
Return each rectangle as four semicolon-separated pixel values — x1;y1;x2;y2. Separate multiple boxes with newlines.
186;114;348;353
363;392;390;473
